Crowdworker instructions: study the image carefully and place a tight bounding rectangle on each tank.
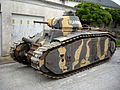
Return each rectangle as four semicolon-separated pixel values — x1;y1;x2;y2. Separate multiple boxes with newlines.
10;11;116;79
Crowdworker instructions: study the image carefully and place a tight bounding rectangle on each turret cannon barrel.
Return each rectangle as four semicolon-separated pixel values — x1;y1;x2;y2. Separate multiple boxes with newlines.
34;21;48;24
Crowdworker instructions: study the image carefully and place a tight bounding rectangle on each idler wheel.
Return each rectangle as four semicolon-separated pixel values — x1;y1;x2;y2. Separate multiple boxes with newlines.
14;43;30;65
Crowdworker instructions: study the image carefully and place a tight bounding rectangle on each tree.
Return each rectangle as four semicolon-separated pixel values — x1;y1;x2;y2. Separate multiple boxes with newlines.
75;2;113;27
105;8;120;28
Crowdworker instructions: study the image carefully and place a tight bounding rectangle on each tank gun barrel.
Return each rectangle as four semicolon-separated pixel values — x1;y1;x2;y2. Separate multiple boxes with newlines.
34;21;48;24
22;37;33;44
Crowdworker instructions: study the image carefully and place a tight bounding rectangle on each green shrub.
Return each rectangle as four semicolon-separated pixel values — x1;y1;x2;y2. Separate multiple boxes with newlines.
116;40;120;46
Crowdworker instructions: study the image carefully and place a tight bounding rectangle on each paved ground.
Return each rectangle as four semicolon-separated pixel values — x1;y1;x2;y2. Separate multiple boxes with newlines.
0;48;120;90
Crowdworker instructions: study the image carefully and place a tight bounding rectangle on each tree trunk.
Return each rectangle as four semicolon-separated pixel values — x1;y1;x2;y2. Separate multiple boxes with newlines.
114;22;117;28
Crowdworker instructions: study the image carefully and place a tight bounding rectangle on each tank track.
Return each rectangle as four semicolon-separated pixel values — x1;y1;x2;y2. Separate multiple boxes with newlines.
10;41;29;64
10;41;41;65
30;32;116;79
36;58;109;79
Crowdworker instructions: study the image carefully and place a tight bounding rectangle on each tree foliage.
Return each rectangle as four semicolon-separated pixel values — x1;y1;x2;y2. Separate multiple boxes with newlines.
75;3;113;26
105;8;120;28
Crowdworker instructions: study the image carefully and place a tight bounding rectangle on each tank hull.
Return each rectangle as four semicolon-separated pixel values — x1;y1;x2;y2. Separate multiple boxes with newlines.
10;29;116;78
27;31;116;78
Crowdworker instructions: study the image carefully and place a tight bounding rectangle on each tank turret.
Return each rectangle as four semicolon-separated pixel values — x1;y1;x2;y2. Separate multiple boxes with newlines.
34;11;82;35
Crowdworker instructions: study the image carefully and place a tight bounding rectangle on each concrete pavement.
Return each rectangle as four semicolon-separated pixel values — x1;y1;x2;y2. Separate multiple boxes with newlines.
0;48;120;90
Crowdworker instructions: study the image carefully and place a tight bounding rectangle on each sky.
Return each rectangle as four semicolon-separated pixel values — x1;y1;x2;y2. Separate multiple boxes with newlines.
112;0;120;5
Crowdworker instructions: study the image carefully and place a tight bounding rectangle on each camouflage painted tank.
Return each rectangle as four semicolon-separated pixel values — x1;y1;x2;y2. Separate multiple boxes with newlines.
10;11;116;79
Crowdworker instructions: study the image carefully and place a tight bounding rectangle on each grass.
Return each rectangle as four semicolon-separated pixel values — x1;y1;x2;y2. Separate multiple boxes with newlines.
116;39;120;47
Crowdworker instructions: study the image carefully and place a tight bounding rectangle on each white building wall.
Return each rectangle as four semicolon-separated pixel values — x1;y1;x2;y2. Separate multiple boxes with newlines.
46;0;79;7
65;1;79;7
46;0;62;4
1;1;12;56
0;13;1;56
0;0;75;56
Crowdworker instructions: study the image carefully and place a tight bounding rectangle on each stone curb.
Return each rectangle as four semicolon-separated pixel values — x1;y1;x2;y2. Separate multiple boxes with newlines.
0;56;15;65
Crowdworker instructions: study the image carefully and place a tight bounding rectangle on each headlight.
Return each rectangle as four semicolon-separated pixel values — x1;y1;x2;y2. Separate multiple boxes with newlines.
34;54;39;58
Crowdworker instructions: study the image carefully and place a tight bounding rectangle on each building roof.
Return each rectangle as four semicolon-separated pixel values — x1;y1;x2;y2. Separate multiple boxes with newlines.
75;0;120;8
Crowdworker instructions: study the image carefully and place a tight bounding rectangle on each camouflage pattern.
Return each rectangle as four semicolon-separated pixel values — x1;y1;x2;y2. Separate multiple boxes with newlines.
38;36;114;74
47;16;82;35
10;11;116;78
